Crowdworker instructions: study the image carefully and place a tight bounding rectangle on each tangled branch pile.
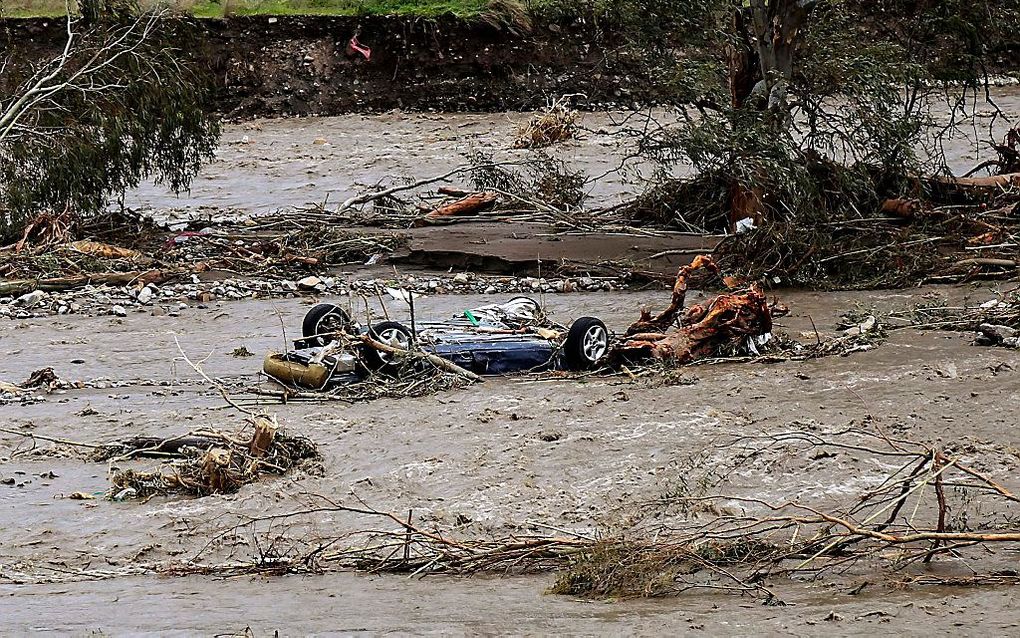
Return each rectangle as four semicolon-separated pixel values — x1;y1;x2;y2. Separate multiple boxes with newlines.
177;423;1020;600
94;416;320;498
717;175;1020;288
553;427;1020;599
894;289;1020;333
887;287;1020;348
609;253;883;367
260;358;474;404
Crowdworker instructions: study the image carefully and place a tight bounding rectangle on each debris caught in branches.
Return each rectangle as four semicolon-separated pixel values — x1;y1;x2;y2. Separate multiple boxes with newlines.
513;96;580;149
96;417;320;499
612;255;788;364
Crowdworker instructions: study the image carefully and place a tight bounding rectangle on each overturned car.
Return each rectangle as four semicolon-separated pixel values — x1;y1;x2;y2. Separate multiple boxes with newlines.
263;297;610;390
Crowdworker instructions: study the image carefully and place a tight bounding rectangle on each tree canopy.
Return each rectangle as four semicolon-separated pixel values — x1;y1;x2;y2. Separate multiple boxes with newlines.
0;8;220;242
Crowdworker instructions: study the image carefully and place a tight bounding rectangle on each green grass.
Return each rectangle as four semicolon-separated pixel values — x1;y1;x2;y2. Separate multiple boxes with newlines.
0;0;524;18
1;0;69;17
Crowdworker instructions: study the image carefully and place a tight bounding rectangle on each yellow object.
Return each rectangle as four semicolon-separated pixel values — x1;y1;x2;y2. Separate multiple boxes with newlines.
263;353;330;389
67;240;141;260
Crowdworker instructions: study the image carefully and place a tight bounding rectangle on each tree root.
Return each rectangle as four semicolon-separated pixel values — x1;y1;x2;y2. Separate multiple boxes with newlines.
614;255;787;364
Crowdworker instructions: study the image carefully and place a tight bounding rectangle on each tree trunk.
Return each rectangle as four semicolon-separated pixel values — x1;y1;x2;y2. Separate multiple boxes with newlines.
725;1;815;228
750;0;814;119
727;9;759;109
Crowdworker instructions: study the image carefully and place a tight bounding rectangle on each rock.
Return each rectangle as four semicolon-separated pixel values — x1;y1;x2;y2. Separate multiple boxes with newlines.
298;276;325;292
111;305;127;317
137;286;154;305
978;323;1018;341
16;290;45;308
452;273;470;284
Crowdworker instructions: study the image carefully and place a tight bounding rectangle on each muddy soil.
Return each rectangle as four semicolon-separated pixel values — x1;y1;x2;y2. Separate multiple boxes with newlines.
3;14;676;119
5;15;1017;121
2;285;1019;633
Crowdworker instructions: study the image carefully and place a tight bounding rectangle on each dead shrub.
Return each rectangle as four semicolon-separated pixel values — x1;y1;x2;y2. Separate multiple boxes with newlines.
549;539;778;599
513;97;580;149
480;0;533;34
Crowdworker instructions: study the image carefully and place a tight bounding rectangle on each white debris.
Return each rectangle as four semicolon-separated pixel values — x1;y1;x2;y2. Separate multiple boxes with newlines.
386;287;423;303
16;290;45;308
843;315;878;336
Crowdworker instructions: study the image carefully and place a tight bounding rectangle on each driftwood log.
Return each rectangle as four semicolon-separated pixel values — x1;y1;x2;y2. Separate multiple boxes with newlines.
937;172;1020;190
0;268;184;297
416;192;498;226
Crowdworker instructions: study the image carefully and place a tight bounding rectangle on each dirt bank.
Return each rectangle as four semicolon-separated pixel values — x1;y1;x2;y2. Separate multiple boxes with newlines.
7;13;1016;120
3;14;673;118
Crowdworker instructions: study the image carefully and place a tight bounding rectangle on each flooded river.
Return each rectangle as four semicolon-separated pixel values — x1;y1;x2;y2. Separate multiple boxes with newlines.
3;93;1020;633
3;286;1020;633
129;87;1019;217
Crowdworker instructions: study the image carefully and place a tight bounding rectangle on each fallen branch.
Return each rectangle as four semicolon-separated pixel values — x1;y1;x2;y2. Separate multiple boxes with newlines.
0;268;184;296
0;426;101;449
360;334;484;384
416;192;498;225
335;163;507;213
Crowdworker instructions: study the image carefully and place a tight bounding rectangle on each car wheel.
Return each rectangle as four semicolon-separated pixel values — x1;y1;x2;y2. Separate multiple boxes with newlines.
302;304;354;346
564;317;609;370
363;321;414;371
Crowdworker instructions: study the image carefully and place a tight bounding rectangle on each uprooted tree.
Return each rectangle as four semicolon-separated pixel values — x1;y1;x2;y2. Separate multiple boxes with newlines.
609;0;1020;285
0;2;220;245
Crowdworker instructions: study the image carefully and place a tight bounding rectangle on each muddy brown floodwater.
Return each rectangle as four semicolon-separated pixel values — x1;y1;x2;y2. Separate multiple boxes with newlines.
128;87;1019;218
3;94;1020;633
2;285;1020;634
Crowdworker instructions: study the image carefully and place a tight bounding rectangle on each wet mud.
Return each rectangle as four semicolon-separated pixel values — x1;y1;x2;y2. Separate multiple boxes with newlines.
2;14;675;119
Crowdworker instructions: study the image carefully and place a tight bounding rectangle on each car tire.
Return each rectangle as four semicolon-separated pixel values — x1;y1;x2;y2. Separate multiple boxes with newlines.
362;321;414;371
564;317;609;370
302;304;354;346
